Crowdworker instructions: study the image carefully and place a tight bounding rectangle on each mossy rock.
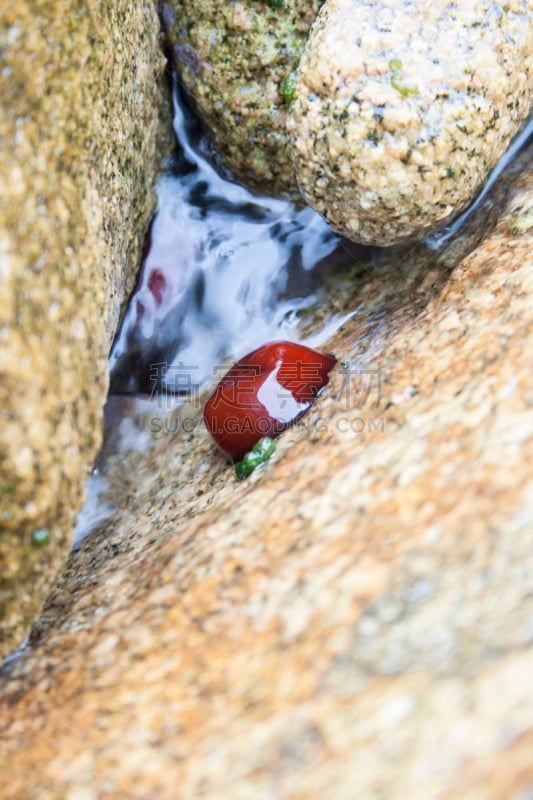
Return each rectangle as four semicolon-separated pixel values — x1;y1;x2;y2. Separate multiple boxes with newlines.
0;0;171;659
162;0;322;199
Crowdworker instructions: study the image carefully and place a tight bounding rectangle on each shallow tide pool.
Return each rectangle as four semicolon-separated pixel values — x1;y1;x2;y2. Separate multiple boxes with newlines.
74;84;533;545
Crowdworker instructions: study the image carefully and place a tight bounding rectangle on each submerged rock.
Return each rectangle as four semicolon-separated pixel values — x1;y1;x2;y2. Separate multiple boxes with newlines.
288;0;533;245
163;0;322;198
0;0;171;658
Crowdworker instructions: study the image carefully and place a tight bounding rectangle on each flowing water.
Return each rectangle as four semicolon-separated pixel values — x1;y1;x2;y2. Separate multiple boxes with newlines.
108;86;363;397
75;87;365;542
74;83;533;544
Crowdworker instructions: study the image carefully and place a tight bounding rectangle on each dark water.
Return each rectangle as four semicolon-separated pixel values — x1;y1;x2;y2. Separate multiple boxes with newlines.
109;86;364;397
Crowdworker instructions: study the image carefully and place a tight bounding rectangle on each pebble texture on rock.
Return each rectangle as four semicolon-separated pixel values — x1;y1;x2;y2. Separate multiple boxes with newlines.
0;150;532;797
288;0;533;245
163;0;322;198
0;0;170;658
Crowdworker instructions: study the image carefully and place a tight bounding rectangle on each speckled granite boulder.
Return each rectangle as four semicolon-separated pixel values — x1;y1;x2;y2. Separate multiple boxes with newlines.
0;0;170;658
0;149;532;796
288;0;533;245
162;0;321;198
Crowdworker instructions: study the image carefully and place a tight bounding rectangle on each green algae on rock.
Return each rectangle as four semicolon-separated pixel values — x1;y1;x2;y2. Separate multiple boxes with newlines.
0;0;171;659
235;437;276;480
162;0;323;199
287;0;533;246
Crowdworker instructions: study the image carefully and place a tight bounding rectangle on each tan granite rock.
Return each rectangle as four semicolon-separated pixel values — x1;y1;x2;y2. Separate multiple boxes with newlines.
0;0;170;658
288;0;533;246
0;144;532;794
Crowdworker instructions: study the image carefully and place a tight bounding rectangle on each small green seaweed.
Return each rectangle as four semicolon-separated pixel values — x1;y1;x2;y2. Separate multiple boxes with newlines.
254;146;266;165
510;206;533;235
388;58;403;73
389;58;418;97
281;72;298;109
32;528;50;546
235;437;276;480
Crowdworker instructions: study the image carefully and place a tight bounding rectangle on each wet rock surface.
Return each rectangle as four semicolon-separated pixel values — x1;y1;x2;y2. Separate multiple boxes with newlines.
288;0;533;246
163;0;322;198
0;0;170;658
0;144;532;795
